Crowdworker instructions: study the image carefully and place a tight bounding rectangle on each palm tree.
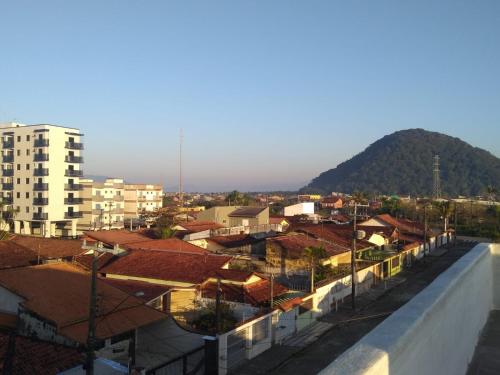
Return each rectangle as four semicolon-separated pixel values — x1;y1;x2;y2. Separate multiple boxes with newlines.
304;246;327;292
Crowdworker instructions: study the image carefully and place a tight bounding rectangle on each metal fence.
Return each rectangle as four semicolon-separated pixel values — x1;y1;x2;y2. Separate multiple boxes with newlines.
147;345;205;375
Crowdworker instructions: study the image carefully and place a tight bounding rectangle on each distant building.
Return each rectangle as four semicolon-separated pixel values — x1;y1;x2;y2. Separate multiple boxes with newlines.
0;122;84;237
79;178;125;231
196;206;269;227
297;194;321;202
284;202;315;217
321;196;343;209
124;183;163;218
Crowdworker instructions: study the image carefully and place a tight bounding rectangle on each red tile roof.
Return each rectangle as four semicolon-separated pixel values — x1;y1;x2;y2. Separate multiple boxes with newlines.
0;241;38;270
9;235;84;259
0;332;84;375
201;279;288;306
370;215;426;236
83;230;150;246
101;250;232;284
269;217;289;225
176;221;224;233
210;269;256;282
0;263;166;344
207;234;262;248
101;278;172;302
267;234;349;259
73;252;116;271
124;238;208;254
293;224;373;250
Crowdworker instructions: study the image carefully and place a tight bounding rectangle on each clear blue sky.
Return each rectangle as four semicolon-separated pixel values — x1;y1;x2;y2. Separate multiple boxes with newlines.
1;1;499;192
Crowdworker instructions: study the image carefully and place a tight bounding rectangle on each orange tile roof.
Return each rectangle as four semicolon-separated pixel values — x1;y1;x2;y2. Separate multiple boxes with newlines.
101;278;172;302
83;230;150;246
124;238;208;254
0;241;38;270
267;234;350;259
293;224;373;250
101;250;232;284
176;221;224;233
0;332;84;374
9;235;84;259
0;263;166;344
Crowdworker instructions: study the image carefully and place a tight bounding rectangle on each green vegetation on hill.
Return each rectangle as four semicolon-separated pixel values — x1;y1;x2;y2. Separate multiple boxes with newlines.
303;129;500;197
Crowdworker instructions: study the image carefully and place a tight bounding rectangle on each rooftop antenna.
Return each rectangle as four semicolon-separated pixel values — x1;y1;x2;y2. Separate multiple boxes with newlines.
179;128;184;209
433;154;441;200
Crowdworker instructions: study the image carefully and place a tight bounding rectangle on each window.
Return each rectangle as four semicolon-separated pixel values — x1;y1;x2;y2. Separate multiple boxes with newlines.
26;164;30;170
25;206;29;213
16;192;20;198
26;178;29;184
16;206;20;212
25;192;29;198
16;178;20;184
17;136;20;142
16;164;20;171
26;149;30;156
26;135;30;141
17;150;20;156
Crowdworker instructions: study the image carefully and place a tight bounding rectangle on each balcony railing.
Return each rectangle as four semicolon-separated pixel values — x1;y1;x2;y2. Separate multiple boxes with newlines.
33;212;48;220
2;140;14;148
65;155;84;163
2;155;14;163
65;211;83;219
33;168;49;176
64;197;83;204
65;142;84;150
33;197;49;205
1;197;13;205
33;183;49;191
34;153;49;162
1;169;14;177
65;169;83;177
34;139;49;147
2;183;13;191
65;183;83;191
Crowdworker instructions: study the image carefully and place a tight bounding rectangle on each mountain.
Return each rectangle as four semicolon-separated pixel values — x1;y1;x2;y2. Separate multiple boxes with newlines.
303;129;500;197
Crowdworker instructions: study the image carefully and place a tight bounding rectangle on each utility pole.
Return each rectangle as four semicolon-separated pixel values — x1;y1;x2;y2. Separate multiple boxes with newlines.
270;273;274;310
423;205;428;254
215;277;221;334
433;155;441;200
351;202;357;311
85;249;98;375
310;257;315;294
454;202;458;242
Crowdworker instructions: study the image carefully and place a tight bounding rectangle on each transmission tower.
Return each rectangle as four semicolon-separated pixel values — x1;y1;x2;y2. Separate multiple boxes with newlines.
433;154;441;200
179;128;183;208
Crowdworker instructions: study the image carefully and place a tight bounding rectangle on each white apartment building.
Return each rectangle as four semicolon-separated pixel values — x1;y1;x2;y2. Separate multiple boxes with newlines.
0;123;83;237
79;178;125;231
124;184;163;218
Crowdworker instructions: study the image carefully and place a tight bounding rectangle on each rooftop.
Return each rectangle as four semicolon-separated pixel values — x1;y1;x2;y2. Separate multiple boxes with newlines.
83;230;150;246
9;235;84;259
124;238;208;254
175;221;225;233
228;207;267;218
0;241;38;269
267;234;350;259
292;224;373;250
0;263;166;344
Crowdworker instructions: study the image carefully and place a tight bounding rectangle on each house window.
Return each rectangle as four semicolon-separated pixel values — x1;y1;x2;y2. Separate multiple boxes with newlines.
25;206;29;213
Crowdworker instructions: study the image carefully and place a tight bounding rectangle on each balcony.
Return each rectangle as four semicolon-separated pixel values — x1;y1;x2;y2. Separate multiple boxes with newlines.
65;142;84;150
2;155;14;163
65;155;84;163
2;183;13;191
34;138;49;147
33;212;48;220
34;153;49;162
2;140;14;149
114;195;124;201
1;169;14;177
33;168;49;176
64;183;83;191
33;197;49;205
64;197;83;204
93;195;104;202
1;197;13;205
65;169;83;177
33;183;49;191
65;211;83;219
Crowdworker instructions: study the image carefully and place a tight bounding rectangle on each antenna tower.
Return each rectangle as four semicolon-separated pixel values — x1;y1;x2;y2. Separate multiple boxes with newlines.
179;128;183;208
433;154;441;200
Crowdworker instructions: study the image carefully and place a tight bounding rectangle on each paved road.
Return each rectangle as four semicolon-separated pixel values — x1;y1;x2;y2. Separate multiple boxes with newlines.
232;241;477;375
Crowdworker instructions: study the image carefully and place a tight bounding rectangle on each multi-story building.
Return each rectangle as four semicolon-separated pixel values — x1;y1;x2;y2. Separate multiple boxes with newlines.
79;178;125;231
0;122;83;237
124;184;163;218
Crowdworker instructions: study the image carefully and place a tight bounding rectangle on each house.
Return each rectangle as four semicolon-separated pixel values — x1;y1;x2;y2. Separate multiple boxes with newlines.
266;234;351;276
196;206;269;228
9;235;84;262
320;196;343;209
195;206;239;227
269;216;290;229
284;202;314;217
83;229;151;247
358;214;431;243
293;224;374;252
173;221;225;241
0;263;167;364
297;194;321;202
203;234;266;257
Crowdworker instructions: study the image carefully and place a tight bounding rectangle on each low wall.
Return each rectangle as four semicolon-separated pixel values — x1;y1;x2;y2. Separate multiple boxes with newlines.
319;243;500;375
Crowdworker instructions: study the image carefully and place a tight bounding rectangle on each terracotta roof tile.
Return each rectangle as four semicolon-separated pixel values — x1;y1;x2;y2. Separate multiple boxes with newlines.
176;221;224;233
0;241;38;269
124;238;208;254
293;224;373;250
9;236;84;259
83;230;150;246
228;207;266;217
207;235;262;248
101;278;172;302
267;233;350;259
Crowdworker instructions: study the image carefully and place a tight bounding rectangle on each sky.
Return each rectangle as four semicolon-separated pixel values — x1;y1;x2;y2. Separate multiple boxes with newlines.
1;1;499;192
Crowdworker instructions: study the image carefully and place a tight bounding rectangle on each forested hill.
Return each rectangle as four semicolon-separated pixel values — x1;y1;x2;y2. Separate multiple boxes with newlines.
303;129;500;196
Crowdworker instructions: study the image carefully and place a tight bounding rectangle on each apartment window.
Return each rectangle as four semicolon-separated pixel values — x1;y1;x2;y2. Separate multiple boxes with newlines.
26;149;30;156
25;192;29;198
17;150;20;156
16;192;20;199
26;178;29;184
25;206;29;213
26;164;30;170
16;164;20;171
17;136;20;142
96;204;101;209
26;135;30;141
16;206;20;212
16;178;20;184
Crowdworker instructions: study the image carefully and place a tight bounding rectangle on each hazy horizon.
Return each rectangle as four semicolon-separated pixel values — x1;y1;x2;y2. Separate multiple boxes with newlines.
1;1;499;191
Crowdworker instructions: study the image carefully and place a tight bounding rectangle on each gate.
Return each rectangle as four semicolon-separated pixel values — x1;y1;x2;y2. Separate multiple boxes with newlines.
147;345;205;375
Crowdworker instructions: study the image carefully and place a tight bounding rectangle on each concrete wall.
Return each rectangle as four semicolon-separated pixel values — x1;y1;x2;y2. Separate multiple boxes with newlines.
319;243;500;375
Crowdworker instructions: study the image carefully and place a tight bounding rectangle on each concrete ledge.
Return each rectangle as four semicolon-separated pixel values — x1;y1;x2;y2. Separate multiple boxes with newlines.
319;243;500;375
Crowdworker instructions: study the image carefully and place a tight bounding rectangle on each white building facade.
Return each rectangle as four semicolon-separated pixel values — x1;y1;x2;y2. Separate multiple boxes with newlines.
124;184;163;218
0;123;83;237
284;202;315;217
79;178;125;231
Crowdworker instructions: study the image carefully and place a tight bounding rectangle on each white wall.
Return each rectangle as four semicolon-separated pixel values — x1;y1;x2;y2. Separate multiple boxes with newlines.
319;243;500;375
284;202;314;217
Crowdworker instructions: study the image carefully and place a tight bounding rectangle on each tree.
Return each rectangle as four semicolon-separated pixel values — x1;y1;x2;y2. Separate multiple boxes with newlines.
154;213;176;239
304;246;327;292
225;190;251;206
0;201;17;240
191;301;237;334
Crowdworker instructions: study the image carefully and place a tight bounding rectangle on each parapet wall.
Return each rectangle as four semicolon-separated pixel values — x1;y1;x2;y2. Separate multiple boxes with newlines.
319;243;500;375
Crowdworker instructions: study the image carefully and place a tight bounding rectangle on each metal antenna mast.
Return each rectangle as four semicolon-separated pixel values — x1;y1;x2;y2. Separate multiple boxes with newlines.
433;154;441;200
179;128;183;208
